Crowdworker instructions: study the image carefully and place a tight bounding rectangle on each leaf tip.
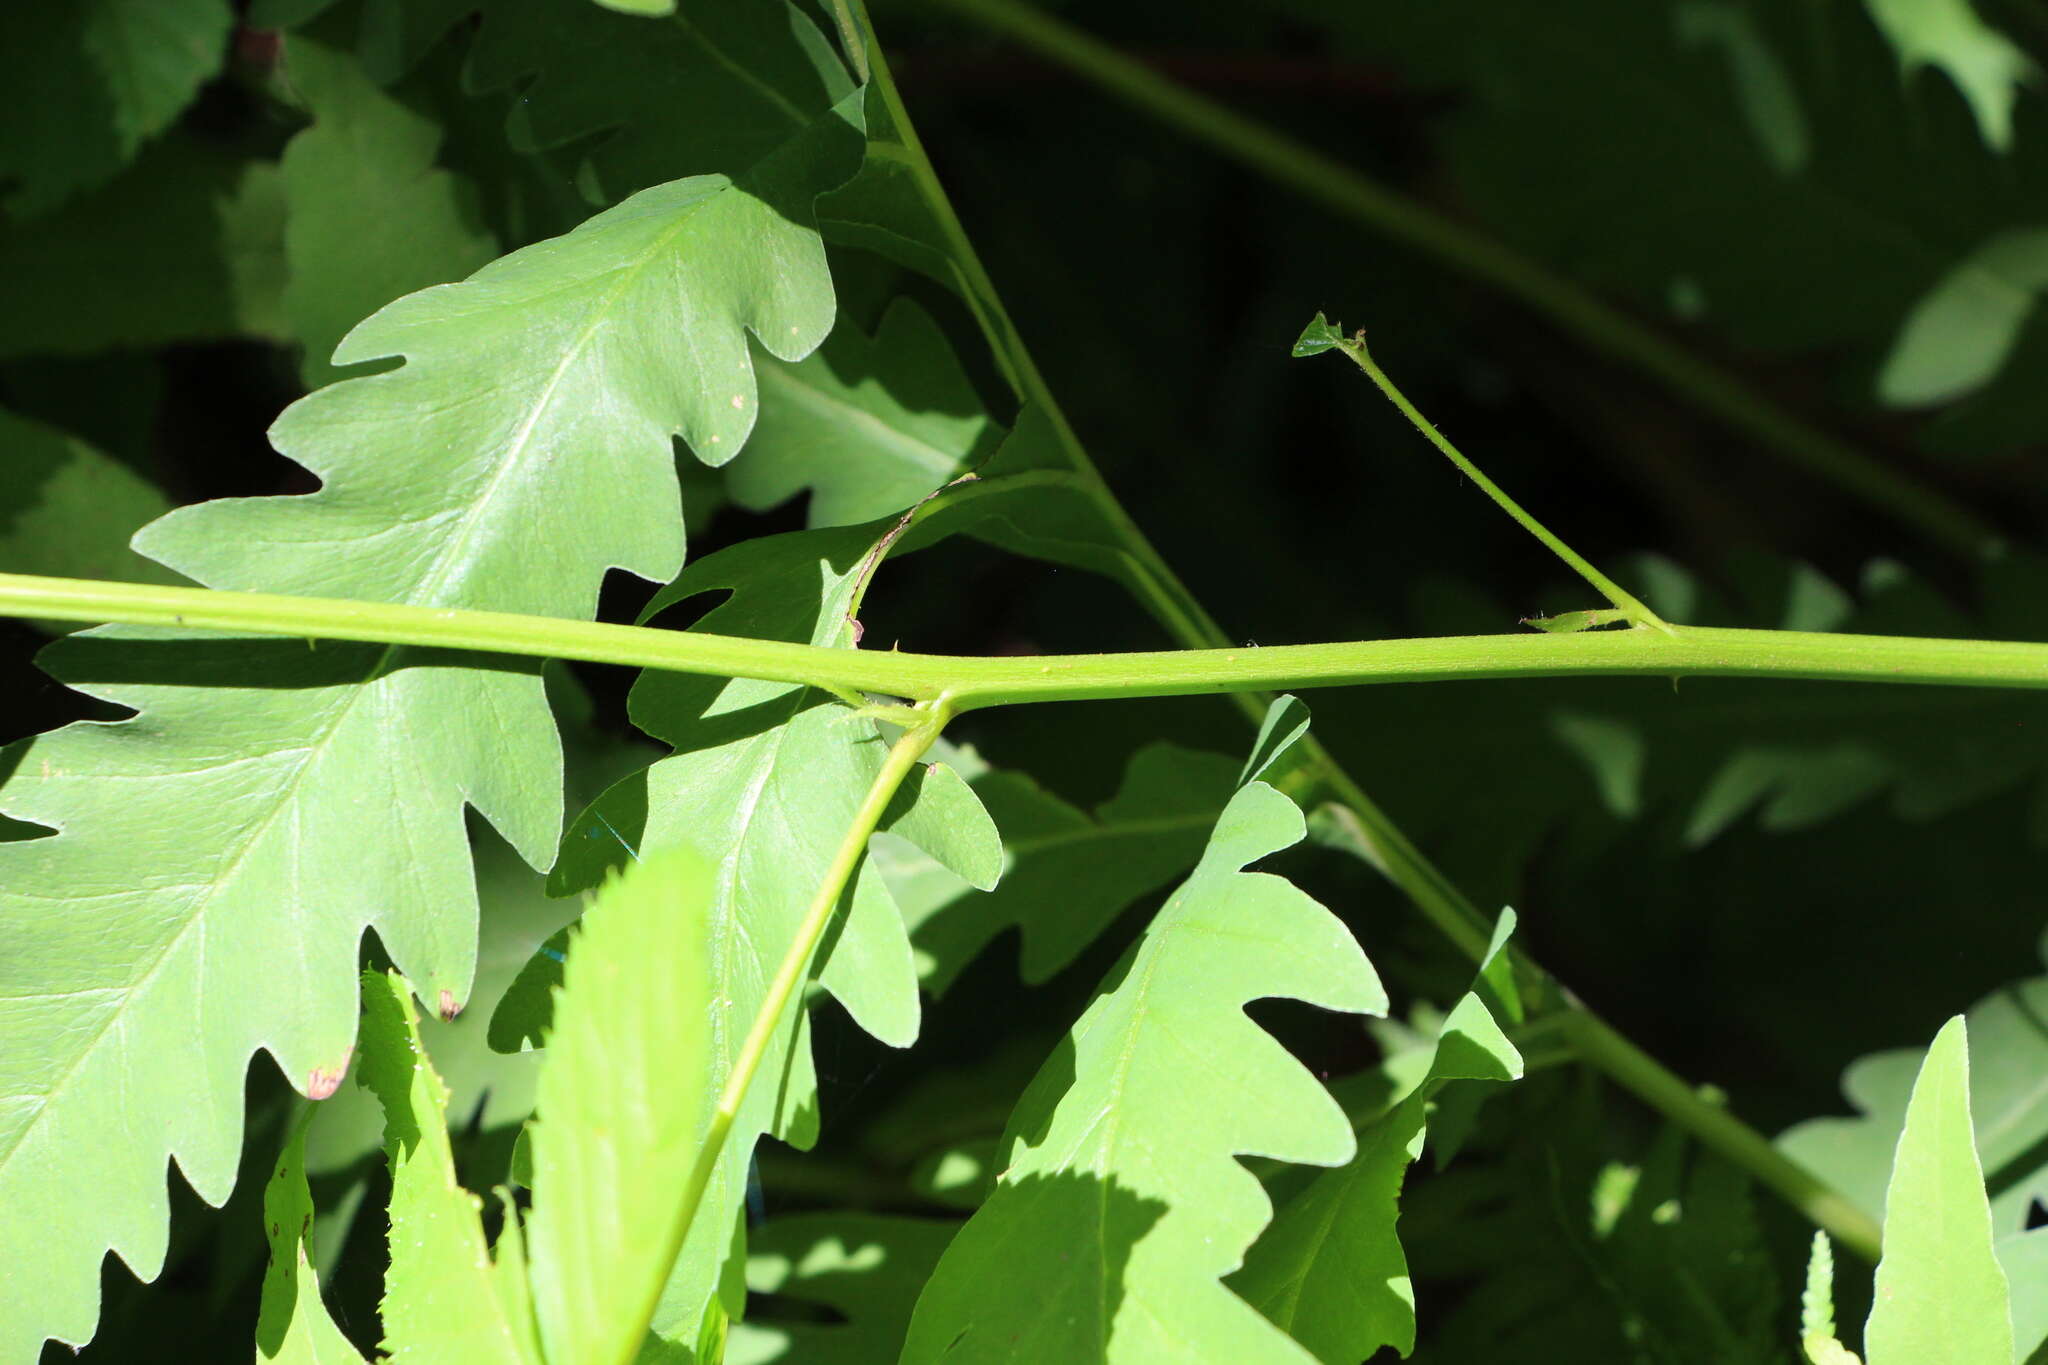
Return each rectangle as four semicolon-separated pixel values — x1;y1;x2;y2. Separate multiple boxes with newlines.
437;988;462;1022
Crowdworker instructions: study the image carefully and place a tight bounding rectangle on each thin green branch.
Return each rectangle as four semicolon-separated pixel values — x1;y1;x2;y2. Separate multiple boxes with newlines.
854;5;1918;1256
1556;1009;1884;1261
669;706;948;1271
849;0;1253;667
4;572;2044;711
1318;323;1670;632
916;0;2003;560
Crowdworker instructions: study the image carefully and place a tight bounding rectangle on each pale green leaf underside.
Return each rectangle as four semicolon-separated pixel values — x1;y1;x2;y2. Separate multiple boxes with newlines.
0;82;860;1358
525;847;714;1365
902;711;1387;1363
308;677;650;1175
1864;1016;2012;1365
547;524;1000;1341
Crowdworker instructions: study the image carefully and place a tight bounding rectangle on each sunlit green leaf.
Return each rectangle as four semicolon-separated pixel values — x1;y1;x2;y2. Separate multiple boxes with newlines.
547;523;1000;1341
1864;1016;2012;1365
525;846;713;1365
358;970;541;1363
874;738;1239;993
0;57;861;1353
901;705;1386;1363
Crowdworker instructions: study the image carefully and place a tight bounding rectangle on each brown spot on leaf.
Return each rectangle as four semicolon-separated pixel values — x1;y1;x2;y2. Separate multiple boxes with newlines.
438;988;461;1022
306;1050;350;1100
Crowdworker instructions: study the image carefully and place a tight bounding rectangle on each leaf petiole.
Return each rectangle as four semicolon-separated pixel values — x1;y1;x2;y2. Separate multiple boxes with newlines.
667;701;953;1269
1300;314;1673;635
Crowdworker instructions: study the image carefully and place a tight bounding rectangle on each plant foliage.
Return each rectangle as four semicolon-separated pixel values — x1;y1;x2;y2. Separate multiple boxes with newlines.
1;0;2046;1360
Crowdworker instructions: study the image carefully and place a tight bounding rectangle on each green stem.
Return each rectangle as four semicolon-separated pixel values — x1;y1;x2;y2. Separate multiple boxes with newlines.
856;8;1925;1254
917;0;2002;560
1328;330;1669;632
826;0;871;82
669;708;948;1281
1557;1008;1884;1262
6;572;2044;707
851;0;1254;669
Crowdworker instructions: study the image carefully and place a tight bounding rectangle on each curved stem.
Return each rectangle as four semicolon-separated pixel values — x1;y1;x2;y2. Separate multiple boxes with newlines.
4;572;2043;705
1325;328;1670;631
670;707;950;1274
917;0;2002;561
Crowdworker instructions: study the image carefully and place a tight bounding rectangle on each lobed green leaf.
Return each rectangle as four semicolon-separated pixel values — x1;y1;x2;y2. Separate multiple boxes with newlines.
544;523;1001;1342
901;702;1386;1362
874;737;1240;994
732;297;1004;528
1234;916;1522;1362
0;42;863;1351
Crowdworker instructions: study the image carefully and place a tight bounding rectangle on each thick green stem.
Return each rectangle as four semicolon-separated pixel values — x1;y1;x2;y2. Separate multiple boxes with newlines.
917;0;2002;560
1327;330;1669;631
669;709;948;1283
5;572;2043;707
